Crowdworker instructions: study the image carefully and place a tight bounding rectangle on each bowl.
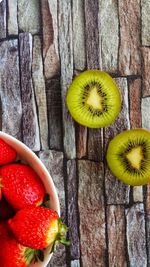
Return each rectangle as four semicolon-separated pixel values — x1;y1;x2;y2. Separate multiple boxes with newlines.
0;131;60;267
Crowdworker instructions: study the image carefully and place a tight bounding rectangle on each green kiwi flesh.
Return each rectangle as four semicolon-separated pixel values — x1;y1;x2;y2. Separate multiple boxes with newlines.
106;129;150;186
66;70;121;128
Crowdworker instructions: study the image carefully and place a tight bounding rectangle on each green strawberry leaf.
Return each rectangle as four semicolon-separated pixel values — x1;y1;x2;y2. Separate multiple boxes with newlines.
49;218;71;254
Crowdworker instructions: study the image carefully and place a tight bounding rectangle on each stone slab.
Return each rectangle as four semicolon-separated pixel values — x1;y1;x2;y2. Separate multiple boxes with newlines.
58;0;76;159
99;0;119;72
8;0;18;35
46;79;63;151
0;39;22;139
104;78;130;204
118;0;141;75
19;33;40;151
73;0;86;70
76;125;87;159
41;0;60;79
18;0;40;34
78;160;106;267
126;204;147;267
0;0;6;39
142;97;150;130
84;0;99;69
141;48;150;97
107;205;127;267
67;160;80;260
141;0;150;46
32;36;49;150
129;78;142;128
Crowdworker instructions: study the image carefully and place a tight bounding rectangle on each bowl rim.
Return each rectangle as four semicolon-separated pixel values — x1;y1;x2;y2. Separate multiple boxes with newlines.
0;131;60;267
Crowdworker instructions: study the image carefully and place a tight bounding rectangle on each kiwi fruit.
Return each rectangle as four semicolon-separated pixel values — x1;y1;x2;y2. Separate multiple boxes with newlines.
66;70;121;128
106;128;150;186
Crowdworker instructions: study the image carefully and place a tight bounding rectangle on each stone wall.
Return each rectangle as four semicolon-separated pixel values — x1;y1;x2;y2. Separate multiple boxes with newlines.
0;0;150;267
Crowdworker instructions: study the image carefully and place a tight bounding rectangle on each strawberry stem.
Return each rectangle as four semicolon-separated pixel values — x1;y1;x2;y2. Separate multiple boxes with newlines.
40;193;50;207
53;218;70;251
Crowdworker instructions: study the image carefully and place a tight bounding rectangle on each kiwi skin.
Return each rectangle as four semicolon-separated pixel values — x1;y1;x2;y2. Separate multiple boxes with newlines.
106;128;150;186
66;70;121;128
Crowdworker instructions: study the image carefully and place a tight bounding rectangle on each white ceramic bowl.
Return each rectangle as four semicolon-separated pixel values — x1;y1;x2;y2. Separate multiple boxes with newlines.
0;131;60;267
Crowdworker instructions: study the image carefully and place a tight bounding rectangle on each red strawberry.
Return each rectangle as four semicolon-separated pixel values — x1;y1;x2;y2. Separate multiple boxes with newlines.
0;235;35;267
0;222;10;240
0;223;41;267
8;206;70;250
1;163;45;210
0;197;15;221
0;187;2;201
0;138;17;165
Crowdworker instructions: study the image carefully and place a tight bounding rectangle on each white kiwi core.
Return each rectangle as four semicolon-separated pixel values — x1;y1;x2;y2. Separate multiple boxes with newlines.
126;146;143;170
86;87;103;111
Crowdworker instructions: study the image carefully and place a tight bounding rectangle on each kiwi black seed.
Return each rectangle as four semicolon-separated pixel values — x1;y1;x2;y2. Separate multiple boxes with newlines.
106;128;150;186
66;70;121;128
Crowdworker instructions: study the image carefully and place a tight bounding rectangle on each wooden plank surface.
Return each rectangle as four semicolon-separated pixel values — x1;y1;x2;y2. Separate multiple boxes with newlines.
0;2;149;267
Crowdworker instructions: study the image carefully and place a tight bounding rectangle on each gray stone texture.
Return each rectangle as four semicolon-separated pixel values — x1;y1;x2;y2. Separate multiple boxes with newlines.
58;0;76;159
46;79;63;151
88;128;103;162
0;0;6;39
141;48;150;97
19;33;40;151
105;78;130;204
84;0;103;163
18;0;40;34
126;204;147;267
0;39;22;139
142;97;150;130
133;186;143;202
146;215;150;267
146;184;150;215
84;0;99;69
8;0;18;35
78;160;106;267
73;0;86;70
129;79;142;128
99;0;119;72
141;0;150;45
118;0;141;75
41;0;60;79
71;260;80;267
67;160;80;260
76;125;87;159
107;205;127;267
32;36;49;150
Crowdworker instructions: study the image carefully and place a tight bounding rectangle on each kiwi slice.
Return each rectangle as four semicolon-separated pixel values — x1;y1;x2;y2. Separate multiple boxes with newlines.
106;129;150;186
66;70;121;128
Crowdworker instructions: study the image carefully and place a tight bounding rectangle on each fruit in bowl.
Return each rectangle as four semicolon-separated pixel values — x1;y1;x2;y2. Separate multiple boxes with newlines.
0;132;69;267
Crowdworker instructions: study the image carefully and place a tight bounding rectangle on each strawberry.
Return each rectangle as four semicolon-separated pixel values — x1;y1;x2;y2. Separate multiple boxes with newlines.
8;206;70;250
1;163;45;210
0;222;10;240
0;187;2;201
0;197;15;221
0;235;35;267
0;222;43;266
0;138;17;165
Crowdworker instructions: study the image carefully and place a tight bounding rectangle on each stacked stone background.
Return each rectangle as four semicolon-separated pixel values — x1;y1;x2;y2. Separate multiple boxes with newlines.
0;0;150;266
